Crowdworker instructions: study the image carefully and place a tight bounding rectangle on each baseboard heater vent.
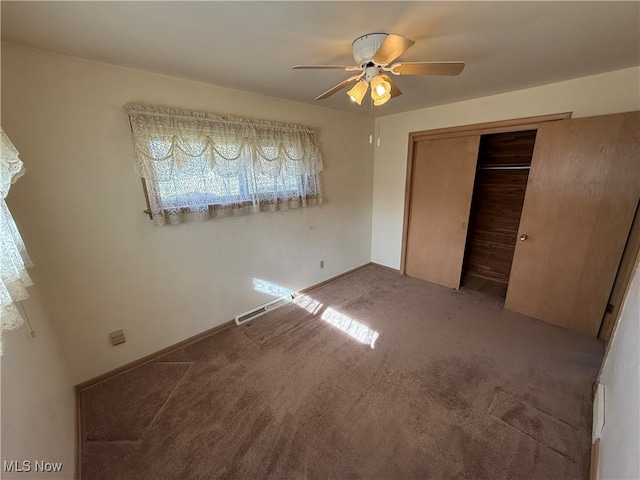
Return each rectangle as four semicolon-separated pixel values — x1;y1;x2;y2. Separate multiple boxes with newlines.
592;383;605;442
235;295;293;326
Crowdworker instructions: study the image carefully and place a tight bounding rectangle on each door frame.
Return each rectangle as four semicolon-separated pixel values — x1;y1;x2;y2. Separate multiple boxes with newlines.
400;112;572;275
599;201;640;341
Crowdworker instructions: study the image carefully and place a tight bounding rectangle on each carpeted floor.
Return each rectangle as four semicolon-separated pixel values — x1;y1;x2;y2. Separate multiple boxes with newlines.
79;265;604;479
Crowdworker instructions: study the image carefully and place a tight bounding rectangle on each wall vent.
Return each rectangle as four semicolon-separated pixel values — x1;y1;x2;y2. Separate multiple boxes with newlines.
235;295;293;326
109;329;126;346
592;383;605;442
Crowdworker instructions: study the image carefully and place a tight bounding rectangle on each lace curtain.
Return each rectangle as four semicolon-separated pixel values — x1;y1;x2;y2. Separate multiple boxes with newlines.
125;104;324;226
0;129;33;354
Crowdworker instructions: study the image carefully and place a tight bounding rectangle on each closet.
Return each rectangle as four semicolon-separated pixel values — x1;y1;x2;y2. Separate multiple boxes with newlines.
402;111;640;337
461;130;536;297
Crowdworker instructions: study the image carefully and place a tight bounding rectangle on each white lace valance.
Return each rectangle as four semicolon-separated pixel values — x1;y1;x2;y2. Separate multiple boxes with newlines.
1;130;25;196
125;104;324;226
1;128;33;354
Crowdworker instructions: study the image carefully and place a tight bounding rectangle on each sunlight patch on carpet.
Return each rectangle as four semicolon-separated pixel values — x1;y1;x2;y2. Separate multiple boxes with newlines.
294;294;323;315
321;307;379;348
251;278;381;349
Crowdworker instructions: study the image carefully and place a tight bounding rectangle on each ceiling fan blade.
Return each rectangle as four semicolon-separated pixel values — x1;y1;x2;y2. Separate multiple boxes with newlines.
315;74;362;100
292;65;361;71
372;34;415;66
381;74;402;98
390;62;465;76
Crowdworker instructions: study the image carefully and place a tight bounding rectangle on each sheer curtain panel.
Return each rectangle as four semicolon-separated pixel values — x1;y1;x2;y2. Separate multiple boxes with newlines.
0;129;33;353
125;104;324;226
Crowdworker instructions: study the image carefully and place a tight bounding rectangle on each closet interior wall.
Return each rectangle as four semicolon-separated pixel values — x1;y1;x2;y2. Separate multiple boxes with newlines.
461;130;537;297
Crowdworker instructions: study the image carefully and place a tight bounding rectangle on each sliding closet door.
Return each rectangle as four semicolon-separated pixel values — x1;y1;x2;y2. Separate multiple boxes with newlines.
405;136;480;288
505;112;640;337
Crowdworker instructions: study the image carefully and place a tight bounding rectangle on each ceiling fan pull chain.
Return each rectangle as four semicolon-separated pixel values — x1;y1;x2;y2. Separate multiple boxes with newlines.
369;98;374;144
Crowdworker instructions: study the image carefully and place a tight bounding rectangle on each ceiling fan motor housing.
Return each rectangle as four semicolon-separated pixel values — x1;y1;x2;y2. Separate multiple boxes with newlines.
365;65;381;82
352;33;388;67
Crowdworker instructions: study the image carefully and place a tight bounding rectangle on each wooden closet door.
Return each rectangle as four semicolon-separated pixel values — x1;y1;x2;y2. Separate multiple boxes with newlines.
505;112;640;337
405;136;480;288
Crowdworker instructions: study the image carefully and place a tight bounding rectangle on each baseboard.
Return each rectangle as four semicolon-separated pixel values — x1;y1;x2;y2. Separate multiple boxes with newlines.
370;262;401;274
590;438;600;480
75;261;377;477
75;262;384;394
75;387;81;480
294;263;373;296
74;318;234;479
77;262;378;391
75;320;234;392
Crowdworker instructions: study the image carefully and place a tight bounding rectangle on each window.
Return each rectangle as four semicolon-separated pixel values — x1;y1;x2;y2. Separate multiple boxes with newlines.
126;105;323;226
1;129;33;353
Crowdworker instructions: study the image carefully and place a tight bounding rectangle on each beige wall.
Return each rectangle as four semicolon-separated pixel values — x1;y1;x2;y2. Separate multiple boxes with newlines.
0;285;76;479
1;43;373;383
597;258;640;479
371;66;640;269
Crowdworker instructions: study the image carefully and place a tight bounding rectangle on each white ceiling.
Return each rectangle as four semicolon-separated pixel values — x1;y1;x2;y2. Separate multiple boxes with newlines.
2;1;639;116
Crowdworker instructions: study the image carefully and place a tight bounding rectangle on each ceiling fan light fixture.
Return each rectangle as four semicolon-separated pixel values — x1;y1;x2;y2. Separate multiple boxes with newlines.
370;75;391;101
293;32;465;106
373;93;391;106
347;80;368;105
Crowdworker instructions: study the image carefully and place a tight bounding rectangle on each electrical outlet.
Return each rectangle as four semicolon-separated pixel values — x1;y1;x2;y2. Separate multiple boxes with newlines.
109;329;126;346
320;260;324;269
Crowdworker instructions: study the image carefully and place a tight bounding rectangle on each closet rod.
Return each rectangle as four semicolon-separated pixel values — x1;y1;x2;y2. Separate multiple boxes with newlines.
479;165;531;171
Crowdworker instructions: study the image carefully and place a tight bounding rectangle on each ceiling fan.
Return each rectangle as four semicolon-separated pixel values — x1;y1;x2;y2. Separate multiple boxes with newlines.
292;33;465;106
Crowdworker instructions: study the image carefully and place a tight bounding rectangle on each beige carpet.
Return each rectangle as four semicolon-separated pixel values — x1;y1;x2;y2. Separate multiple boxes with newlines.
79;265;603;479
